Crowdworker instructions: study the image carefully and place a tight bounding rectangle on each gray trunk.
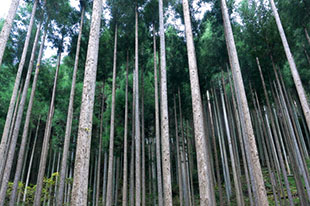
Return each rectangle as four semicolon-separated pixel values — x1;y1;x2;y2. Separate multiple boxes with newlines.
106;24;118;206
221;0;268;204
34;48;61;205
158;0;173;204
134;6;141;206
3;20;42;206
122;52;129;206
0;0;37;177
70;0;102;204
22;118;40;205
270;0;310;133
153;25;163;206
182;0;215;204
57;6;85;205
0;0;20;67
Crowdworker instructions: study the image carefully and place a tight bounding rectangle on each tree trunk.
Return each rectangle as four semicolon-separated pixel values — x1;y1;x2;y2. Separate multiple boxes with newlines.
141;68;146;206
106;24;118;206
22;118;40;205
102;152;108;206
153;24;163;206
34;46;62;206
206;91;224;205
0;19;42;206
0;0;20;67
122;52;129;206
270;0;310;133
173;96;184;206
0;0;38;176
182;0;215;204
114;157;120;206
158;0;173;204
71;0;102;204
129;69;136;206
305;27;310;47
57;6;85;205
221;0;268;204
95;84;105;206
134;5;141;206
256;57;293;205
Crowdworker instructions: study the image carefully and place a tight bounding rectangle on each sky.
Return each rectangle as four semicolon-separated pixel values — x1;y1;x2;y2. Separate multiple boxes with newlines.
0;0;242;59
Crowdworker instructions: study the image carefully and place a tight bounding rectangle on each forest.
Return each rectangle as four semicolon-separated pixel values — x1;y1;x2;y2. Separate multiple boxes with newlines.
0;0;310;205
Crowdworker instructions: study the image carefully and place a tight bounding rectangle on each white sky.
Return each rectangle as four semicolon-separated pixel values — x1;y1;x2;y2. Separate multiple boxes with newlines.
0;0;242;59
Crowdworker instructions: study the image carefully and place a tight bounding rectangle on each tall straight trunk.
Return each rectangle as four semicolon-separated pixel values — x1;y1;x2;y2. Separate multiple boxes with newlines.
256;57;293;205
270;0;310;132
0;0;20;67
0;0;38;175
122;52;129;206
177;90;190;206
0;19;42;205
158;0;173;204
220;80;244;206
96;85;105;206
134;6;141;206
141;68;146;206
173;97;184;206
71;0;102;204
206;91;223;205
227;70;254;206
22;118;40;205
182;0;215;204
34;46;62;206
58;6;85;205
153;25;163;206
102;152;108;206
92;155;98;206
20;25;47;204
305;27;310;48
221;0;268;204
106;24;118;206
114;157;120;206
129;70;136;206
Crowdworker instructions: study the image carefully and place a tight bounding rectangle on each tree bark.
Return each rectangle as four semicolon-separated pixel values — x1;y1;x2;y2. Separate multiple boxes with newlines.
71;0;102;204
34;46;62;206
57;6;85;205
182;0;215;204
153;24;163;206
141;68;146;206
122;52;129;206
22;118;40;205
0;0;37;176
305;27;310;47
106;24;118;206
173;96;184;206
96;85;105;206
158;0;173;204
270;0;310;133
221;0;268;204
1;19;42;206
134;5;141;206
0;0;20;67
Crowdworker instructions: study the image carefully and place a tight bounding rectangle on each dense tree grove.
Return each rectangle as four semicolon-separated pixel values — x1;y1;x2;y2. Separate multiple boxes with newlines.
0;0;310;205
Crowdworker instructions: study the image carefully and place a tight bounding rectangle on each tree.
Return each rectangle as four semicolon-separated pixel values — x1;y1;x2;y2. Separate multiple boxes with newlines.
0;0;20;67
106;24;118;206
270;0;310;133
158;0;173;204
0;18;42;206
182;0;215;204
71;0;102;204
57;3;85;205
221;0;268;204
0;0;38;179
